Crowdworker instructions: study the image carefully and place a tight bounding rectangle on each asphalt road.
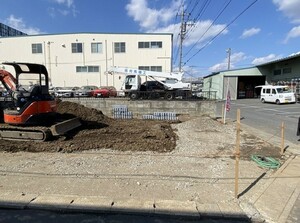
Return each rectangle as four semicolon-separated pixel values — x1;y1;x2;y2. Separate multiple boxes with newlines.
216;99;300;144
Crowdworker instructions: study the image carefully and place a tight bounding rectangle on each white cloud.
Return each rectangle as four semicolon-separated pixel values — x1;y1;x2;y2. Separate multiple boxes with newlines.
126;0;181;30
52;0;74;8
209;52;246;72
240;27;261;39
251;54;282;65
152;20;227;47
48;0;78;17
284;25;300;43
289;51;300;56
5;15;42;35
273;0;300;23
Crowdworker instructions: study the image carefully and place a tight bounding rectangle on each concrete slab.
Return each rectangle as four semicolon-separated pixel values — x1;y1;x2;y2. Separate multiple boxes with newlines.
28;195;75;211
0;192;37;209
154;200;199;216
111;199;154;214
68;196;113;213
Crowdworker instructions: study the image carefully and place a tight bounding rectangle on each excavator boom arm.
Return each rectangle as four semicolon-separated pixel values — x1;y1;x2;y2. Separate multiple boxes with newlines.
0;69;17;91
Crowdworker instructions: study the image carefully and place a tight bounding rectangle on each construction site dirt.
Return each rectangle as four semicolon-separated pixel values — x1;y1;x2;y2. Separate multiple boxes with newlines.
0;100;282;161
0;100;289;221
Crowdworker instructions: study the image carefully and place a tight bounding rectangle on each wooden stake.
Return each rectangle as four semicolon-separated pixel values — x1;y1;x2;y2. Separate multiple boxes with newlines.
235;109;241;199
281;122;285;155
222;104;224;123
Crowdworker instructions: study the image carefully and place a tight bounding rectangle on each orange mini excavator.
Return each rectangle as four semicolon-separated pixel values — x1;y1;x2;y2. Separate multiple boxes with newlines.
0;62;81;141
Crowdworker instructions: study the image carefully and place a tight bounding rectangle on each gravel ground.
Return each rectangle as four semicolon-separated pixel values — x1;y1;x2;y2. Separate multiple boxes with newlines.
0;113;285;208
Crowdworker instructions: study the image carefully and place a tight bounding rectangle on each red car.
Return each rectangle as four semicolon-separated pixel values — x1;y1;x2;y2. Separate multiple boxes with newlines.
91;86;117;98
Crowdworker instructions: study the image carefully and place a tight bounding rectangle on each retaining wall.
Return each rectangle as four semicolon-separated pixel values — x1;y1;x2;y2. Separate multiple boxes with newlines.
62;98;216;118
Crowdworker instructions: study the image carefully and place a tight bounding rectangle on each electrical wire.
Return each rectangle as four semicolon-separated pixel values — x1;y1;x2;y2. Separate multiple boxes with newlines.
184;0;211;40
183;0;259;67
184;0;232;58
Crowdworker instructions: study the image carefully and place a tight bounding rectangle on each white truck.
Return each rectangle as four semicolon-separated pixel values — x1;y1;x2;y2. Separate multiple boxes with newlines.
256;85;296;104
107;67;191;100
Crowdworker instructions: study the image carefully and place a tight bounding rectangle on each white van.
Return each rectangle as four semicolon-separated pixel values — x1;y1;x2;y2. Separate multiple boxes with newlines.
256;85;296;104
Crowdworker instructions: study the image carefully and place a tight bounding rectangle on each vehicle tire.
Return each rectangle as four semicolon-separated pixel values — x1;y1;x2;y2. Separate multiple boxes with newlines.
276;99;281;105
261;98;265;103
130;92;139;100
164;92;174;100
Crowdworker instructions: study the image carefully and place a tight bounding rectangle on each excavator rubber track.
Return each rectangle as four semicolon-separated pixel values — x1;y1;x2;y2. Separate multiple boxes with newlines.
0;124;52;141
0;117;81;142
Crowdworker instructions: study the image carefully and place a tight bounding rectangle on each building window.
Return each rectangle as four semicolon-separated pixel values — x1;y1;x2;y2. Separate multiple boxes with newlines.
273;69;281;76
76;66;87;72
138;66;150;71
91;42;102;53
138;66;162;72
150;41;162;48
72;43;83;53
138;42;150;48
114;42;126;53
150;66;162;72
76;66;99;73
283;67;292;74
32;43;42;54
88;66;99;72
138;41;162;49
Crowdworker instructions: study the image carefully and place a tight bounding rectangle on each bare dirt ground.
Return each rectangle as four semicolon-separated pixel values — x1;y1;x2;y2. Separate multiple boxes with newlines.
0;101;282;161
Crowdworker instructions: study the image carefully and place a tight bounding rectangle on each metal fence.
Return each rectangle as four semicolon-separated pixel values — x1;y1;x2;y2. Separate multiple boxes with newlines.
112;105;133;119
142;112;178;121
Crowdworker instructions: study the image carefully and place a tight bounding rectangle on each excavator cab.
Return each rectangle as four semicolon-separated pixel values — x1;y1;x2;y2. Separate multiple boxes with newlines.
2;62;57;125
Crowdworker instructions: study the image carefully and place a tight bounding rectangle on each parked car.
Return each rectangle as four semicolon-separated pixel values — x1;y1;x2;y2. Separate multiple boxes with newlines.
55;87;79;98
75;85;98;97
91;86;117;98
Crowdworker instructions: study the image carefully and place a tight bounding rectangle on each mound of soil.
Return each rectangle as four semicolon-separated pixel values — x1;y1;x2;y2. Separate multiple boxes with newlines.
0;101;178;153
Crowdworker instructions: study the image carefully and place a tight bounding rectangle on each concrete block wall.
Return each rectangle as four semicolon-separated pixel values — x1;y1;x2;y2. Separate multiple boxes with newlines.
63;98;216;118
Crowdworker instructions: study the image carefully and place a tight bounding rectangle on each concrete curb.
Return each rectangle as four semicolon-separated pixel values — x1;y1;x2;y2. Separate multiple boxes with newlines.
0;193;250;220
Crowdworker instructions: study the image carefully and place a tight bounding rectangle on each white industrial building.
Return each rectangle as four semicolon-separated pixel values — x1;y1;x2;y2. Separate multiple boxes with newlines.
0;32;173;90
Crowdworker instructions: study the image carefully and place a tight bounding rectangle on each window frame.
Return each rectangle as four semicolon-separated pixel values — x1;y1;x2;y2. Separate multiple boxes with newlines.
32;43;43;54
72;42;83;53
114;42;126;53
91;42;103;54
76;66;99;73
138;41;162;49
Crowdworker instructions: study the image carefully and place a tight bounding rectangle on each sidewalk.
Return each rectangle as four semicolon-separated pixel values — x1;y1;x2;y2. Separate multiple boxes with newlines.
239;123;300;222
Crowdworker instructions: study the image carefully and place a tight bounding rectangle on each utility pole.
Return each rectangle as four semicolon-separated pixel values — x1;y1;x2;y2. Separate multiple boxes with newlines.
178;5;192;72
227;48;231;70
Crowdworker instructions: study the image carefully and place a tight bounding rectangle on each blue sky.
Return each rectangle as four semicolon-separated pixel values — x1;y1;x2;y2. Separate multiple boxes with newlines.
1;0;300;78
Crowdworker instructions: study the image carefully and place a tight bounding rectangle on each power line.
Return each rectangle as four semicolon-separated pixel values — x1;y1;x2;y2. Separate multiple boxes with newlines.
184;0;232;58
184;0;211;40
183;0;259;67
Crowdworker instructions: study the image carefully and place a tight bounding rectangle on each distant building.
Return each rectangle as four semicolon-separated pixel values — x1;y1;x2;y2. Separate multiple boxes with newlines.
0;32;173;90
0;23;27;37
203;53;300;100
